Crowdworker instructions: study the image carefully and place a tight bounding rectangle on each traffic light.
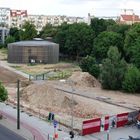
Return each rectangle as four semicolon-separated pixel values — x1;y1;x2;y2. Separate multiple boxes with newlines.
48;112;55;121
69;131;74;139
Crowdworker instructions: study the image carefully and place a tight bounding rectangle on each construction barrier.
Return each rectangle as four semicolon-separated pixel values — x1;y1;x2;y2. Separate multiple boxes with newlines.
104;116;109;131
116;112;128;128
82;112;129;136
82;118;101;135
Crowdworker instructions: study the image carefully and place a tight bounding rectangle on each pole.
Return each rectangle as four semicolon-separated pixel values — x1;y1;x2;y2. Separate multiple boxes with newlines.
17;79;20;129
71;83;74;140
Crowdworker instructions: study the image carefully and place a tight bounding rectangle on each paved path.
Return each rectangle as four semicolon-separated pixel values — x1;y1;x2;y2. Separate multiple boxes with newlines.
0;124;26;140
1;102;140;140
0;61;29;79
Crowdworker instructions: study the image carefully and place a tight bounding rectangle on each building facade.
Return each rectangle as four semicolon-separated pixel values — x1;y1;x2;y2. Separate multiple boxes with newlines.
0;27;9;44
0;7;10;28
8;40;59;64
0;7;86;32
10;9;28;28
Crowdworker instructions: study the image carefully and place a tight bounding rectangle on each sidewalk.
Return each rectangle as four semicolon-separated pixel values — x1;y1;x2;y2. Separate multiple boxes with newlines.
0;117;34;140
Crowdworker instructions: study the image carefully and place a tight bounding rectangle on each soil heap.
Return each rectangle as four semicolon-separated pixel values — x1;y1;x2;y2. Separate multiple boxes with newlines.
68;72;100;87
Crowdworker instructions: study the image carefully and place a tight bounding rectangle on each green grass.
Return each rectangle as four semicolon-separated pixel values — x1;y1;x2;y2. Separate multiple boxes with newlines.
0;48;8;54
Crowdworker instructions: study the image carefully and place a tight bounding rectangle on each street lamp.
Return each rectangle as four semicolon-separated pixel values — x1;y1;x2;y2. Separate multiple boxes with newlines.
59;79;75;139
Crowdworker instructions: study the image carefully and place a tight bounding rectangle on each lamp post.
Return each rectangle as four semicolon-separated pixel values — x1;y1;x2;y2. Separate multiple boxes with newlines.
17;79;20;129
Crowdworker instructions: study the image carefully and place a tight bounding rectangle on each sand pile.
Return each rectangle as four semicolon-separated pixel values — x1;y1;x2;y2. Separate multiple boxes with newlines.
21;83;100;118
68;72;100;87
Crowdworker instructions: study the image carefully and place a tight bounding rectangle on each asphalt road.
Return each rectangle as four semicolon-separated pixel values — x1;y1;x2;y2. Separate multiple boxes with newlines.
0;124;26;140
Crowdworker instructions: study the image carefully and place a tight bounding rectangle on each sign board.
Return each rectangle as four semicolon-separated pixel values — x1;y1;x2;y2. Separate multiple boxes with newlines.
53;120;58;128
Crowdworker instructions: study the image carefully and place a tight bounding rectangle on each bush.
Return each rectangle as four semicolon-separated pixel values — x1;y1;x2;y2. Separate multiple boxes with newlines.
122;65;140;93
0;82;8;101
79;55;100;78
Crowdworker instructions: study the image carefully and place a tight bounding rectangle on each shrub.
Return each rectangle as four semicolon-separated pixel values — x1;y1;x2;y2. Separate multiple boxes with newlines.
122;65;140;93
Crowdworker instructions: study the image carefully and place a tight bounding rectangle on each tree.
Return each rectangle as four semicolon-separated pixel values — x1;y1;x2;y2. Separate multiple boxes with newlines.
65;23;94;60
5;36;15;47
124;23;140;62
0;82;8;102
100;46;127;90
122;65;140;93
55;23;94;60
79;56;100;78
107;24;130;37
130;37;140;68
91;18;116;36
39;24;58;39
9;27;20;41
93;31;123;61
20;21;37;40
55;23;70;55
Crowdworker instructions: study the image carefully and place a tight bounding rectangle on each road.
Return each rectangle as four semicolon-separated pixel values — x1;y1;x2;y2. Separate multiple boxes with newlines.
0;124;26;140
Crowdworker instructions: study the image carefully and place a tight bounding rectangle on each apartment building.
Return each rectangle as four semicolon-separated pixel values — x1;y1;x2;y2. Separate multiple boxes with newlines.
0;7;10;28
0;27;9;44
0;7;86;32
10;9;28;28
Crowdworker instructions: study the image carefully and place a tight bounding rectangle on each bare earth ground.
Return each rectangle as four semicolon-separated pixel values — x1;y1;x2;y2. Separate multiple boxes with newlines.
0;60;140;130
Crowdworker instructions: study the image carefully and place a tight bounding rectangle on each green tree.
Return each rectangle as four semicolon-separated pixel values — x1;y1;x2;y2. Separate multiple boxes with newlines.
0;82;8;102
55;23;94;60
55;23;70;55
9;27;20;41
124;23;140;62
20;21;37;40
39;24;58;39
93;31;123;61
100;46;127;90
79;56;100;78
130;37;140;68
122;65;140;93
5;36;15;47
91;18;116;36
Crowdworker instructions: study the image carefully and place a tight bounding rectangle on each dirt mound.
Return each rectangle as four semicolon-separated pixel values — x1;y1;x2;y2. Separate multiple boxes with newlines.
68;72;100;87
22;83;76;109
21;83;100;118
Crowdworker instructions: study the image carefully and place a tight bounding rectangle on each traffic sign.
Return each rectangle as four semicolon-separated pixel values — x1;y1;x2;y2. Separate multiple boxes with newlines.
53;120;58;128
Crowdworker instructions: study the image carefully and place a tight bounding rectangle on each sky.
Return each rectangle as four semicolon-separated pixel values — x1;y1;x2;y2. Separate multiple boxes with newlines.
0;0;140;17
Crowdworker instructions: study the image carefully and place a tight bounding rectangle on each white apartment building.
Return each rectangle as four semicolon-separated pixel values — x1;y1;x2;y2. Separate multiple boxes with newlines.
0;7;86;32
0;7;10;28
10;9;28;28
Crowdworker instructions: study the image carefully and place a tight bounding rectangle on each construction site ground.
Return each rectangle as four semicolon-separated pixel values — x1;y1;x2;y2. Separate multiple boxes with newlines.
0;59;140;131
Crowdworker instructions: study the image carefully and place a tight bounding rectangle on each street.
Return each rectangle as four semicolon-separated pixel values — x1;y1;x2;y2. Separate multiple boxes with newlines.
0;124;26;140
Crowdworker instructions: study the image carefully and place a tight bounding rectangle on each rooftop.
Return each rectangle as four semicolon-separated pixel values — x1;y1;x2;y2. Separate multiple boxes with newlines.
121;14;140;21
9;40;58;47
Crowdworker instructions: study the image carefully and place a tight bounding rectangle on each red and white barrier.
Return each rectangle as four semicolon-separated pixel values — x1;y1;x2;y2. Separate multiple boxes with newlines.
82;118;101;136
116;112;128;128
82;112;129;136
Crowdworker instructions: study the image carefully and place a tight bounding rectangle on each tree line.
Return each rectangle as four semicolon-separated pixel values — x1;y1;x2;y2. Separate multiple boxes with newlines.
1;19;140;93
